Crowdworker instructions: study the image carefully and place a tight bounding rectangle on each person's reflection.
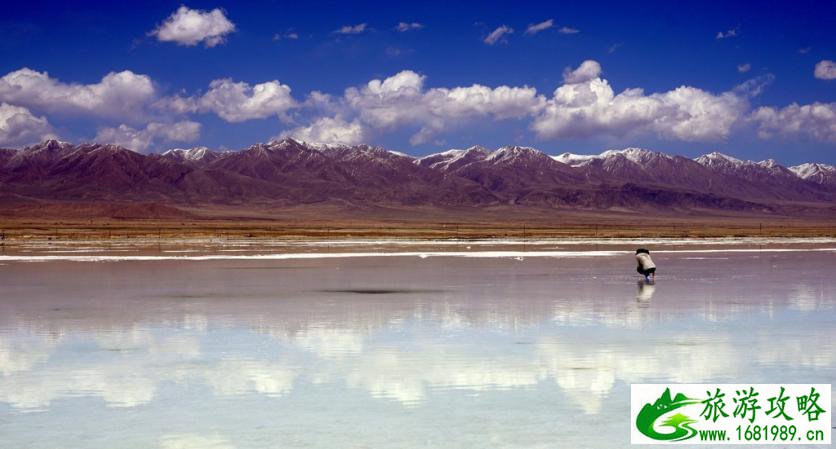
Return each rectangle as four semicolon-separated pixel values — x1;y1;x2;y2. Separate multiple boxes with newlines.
636;280;656;306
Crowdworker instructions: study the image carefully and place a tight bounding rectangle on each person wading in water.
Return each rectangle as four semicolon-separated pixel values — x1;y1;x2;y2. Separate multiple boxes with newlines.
635;248;656;282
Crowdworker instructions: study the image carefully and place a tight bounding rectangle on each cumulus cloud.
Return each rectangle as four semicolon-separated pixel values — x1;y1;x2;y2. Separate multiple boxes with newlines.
562;60;601;84
484;25;513;45
814;60;835;80
0;68;156;119
395;22;423;32
558;26;580;34
95;120;201;152
342;70;544;144
751;102;836;142
716;27;738;39
0;103;54;146
524;19;553;35
335;23;368;35
289;62;768;146
159;78;296;122
533;61;747;142
737;63;751;73
197;79;295;122
279;116;367;145
151;6;235;47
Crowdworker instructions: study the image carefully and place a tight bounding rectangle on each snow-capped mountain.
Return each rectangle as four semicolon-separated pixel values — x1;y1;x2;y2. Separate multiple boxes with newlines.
694;152;796;179
693;151;829;200
790;163;836;187
553;152;600;166
417;146;489;171
0;139;833;217
162;147;223;164
693;151;746;172
553;148;666;166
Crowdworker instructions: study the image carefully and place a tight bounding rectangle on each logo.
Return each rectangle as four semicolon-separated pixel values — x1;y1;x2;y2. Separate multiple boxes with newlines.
631;384;831;445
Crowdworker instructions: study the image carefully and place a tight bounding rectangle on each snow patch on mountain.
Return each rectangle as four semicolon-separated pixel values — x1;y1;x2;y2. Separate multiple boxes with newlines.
417;146;489;170
694;151;748;168
791;162;836;178
552;152;599;166
163;147;212;161
552;148;665;166
790;162;836;185
486;146;547;163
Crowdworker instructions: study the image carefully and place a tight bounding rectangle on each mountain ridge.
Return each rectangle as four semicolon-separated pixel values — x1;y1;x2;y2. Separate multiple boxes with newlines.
1;138;834;219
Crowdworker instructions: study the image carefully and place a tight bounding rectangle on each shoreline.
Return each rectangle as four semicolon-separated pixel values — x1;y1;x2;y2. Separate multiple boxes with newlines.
1;234;835;261
2;247;835;263
2;218;836;241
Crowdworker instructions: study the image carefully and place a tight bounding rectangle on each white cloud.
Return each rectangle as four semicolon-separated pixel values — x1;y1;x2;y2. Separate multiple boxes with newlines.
716;27;738;39
533;61;746;142
293;62;760;145
12;59;824;150
737;63;751;73
160;79;297;122
335;23;368;35
395;22;424;32
273;30;299;41
524;19;553;35
0;102;54;146
732;74;774;98
558;26;580;34
95;120;201;152
751;102;836;142
279;116;367;146
151;6;235;47
484;25;513;45
342;70;544;144
562;60;601;84
0;68;156;119
197;79;296;122
814;60;835;80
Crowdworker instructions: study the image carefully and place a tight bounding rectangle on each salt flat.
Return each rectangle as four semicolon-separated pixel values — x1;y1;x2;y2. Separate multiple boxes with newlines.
0;246;834;448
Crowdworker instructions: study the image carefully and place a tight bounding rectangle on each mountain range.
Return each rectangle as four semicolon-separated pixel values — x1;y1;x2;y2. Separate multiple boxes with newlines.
1;139;834;220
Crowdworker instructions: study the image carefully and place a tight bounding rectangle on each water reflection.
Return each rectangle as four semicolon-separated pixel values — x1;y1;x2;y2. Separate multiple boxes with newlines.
0;251;834;448
636;280;656;304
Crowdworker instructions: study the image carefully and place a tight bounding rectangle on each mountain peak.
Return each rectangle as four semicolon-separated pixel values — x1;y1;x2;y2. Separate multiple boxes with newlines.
24;139;74;153
417;146;490;170
266;137;308;150
757;158;778;167
552;152;599;166
695;151;746;167
601;147;668;164
487;145;548;163
791;162;836;176
790;162;836;186
163;147;214;161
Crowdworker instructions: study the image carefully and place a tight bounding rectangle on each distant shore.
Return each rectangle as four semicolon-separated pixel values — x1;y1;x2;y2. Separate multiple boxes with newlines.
1;216;835;242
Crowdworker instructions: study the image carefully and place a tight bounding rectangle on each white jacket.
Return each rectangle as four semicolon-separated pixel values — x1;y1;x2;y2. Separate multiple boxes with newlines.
636;253;656;270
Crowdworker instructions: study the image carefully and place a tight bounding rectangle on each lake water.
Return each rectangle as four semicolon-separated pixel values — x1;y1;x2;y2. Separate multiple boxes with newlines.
0;242;834;448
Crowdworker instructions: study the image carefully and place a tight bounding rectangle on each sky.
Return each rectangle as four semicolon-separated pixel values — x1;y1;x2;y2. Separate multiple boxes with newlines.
0;0;834;164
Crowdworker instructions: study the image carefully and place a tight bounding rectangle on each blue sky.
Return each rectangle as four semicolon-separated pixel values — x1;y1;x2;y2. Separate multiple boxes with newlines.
0;0;834;163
